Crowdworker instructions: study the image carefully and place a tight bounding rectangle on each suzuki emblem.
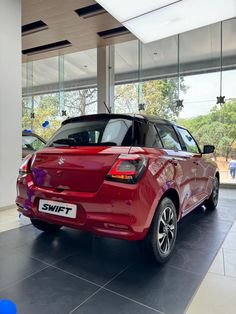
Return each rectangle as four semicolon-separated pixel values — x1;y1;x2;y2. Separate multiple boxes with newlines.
58;157;65;165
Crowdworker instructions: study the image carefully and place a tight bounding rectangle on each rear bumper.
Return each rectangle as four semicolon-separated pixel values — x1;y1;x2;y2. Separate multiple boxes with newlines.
16;174;157;240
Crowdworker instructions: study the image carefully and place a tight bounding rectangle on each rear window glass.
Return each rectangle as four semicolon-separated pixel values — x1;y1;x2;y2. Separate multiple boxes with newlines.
47;118;133;147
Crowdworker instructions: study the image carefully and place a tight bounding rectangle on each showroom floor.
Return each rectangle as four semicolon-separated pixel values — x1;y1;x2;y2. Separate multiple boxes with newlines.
0;189;235;314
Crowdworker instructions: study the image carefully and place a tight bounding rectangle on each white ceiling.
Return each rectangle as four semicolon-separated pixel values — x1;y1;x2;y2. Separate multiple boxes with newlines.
22;18;236;91
96;0;236;43
22;0;135;63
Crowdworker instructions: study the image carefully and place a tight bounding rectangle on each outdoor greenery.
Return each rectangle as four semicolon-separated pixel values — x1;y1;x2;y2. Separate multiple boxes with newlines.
177;99;236;160
23;78;184;140
22;79;236;161
22;89;97;141
22;94;62;140
143;78;187;120
115;78;186;120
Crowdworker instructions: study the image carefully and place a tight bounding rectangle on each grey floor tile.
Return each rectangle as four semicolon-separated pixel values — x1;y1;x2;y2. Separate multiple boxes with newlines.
0;267;99;314
0;190;235;314
106;262;202;314
176;223;227;252
55;237;138;285
15;228;93;264
0;224;41;249
167;241;216;275
180;205;235;230
0;246;47;291
73;289;160;314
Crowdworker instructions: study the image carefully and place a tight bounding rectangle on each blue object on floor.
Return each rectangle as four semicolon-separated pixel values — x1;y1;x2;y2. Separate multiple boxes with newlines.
0;300;17;314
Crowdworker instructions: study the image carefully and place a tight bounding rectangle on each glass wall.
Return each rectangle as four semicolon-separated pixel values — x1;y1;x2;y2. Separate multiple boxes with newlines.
141;35;179;120
177;19;236;183
22;48;97;140
113;18;236;183
22;18;236;182
64;49;97;117
114;40;139;113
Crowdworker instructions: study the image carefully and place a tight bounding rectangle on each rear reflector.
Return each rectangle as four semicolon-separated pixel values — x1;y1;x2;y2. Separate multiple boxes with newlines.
104;223;129;230
106;154;147;184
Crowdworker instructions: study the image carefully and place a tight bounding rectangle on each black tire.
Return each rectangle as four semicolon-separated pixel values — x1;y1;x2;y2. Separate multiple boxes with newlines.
140;197;177;264
204;176;219;210
30;218;62;233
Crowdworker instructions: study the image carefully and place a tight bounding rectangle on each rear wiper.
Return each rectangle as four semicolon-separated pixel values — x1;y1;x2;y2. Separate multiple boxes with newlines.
52;138;76;147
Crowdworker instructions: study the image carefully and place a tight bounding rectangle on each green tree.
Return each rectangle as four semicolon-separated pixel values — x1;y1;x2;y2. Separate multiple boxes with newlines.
177;99;236;160
22;89;97;141
22;94;61;141
143;78;186;120
115;78;187;120
115;83;139;114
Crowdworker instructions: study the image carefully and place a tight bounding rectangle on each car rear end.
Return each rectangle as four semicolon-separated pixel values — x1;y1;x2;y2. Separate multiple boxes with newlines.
16;114;159;240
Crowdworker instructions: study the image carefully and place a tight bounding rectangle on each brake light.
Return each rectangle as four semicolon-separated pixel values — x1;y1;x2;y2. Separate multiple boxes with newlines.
106;154;147;184
19;155;32;175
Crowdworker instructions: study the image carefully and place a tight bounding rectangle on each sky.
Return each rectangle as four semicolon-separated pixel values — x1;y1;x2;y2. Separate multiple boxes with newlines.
179;70;236;118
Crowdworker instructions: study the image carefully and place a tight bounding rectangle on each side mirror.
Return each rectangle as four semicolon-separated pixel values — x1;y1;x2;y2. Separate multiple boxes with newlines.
203;145;215;154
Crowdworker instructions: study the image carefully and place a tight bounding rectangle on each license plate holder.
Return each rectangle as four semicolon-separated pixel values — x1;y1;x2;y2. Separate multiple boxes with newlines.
38;199;77;219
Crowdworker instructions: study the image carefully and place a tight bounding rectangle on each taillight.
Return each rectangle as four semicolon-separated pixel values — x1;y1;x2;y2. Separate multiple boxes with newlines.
19;155;32;175
106;154;147;184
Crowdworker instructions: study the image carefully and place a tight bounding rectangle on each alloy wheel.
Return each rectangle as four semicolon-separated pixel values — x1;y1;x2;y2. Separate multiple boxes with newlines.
212;177;219;206
157;206;176;255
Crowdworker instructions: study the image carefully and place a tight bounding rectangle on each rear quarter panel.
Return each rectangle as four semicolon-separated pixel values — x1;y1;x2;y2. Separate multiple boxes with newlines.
129;147;183;226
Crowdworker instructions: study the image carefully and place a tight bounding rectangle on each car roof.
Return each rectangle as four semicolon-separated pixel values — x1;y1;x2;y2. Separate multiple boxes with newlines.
62;113;179;127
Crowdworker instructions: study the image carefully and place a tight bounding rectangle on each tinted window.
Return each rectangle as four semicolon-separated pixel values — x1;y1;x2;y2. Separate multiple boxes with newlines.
133;121;162;148
155;124;181;150
177;127;199;153
148;124;163;148
22;135;45;151
47;118;133;146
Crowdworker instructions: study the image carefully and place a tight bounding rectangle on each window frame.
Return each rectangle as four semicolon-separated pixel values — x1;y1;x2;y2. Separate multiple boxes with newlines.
175;126;201;154
154;123;182;151
148;122;164;148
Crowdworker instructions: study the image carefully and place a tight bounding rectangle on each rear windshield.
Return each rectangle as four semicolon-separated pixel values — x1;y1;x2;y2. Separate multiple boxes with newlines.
47;118;133;147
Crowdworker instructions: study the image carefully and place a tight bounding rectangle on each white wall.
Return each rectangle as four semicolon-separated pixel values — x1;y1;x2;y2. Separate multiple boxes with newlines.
0;0;21;207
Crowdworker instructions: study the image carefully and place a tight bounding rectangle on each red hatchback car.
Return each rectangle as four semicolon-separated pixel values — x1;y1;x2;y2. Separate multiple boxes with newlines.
16;114;219;264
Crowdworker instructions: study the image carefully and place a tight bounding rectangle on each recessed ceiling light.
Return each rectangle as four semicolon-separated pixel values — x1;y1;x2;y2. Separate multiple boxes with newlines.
96;0;236;43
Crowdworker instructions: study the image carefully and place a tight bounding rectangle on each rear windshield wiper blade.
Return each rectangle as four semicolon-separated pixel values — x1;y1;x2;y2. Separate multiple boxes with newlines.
52;138;76;146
